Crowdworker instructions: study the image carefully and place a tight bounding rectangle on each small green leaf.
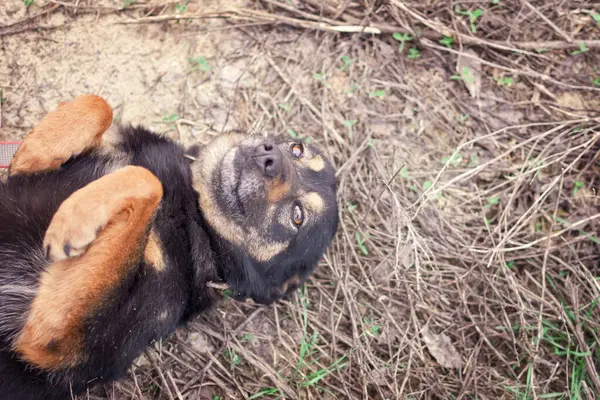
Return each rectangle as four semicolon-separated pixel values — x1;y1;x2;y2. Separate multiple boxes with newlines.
241;333;255;341
225;349;242;369
571;42;590;55
288;128;299;138
440;36;454;48
441;150;462;166
175;0;189;12
343;120;357;138
491;0;500;4
162;113;179;122
461;66;472;84
369;90;386;98
457;8;484;33
393;32;412;42
354;232;368;255
313;72;326;80
340;55;353;71
423;180;433;190
370;324;382;335
279;103;291;112
495;76;514;87
400;166;409;179
393;32;413;52
572;180;585;197
506;260;515;269
592;12;600;23
189;56;211;72
487;195;500;205
347;203;357;213
407;48;421;59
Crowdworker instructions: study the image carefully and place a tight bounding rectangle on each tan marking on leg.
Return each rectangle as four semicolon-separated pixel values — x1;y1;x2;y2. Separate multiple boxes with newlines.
14;166;162;370
300;155;325;172
144;230;165;272
302;192;325;214
10;94;113;175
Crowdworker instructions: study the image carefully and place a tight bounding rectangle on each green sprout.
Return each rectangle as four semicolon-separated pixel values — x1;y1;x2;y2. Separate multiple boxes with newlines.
392;32;413;53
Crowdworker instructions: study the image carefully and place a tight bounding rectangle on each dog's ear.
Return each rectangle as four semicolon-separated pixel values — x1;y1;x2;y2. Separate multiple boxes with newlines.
227;255;315;305
227;256;274;305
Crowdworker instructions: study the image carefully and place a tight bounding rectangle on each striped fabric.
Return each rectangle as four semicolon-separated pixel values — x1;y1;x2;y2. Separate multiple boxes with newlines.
0;142;20;168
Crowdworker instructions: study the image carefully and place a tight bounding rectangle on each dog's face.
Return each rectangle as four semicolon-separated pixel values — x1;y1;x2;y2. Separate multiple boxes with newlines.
191;132;338;304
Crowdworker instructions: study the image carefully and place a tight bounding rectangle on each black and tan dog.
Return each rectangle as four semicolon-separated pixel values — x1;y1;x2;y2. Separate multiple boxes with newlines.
0;95;338;399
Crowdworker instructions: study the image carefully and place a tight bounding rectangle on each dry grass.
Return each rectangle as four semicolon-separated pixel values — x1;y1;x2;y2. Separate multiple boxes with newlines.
3;0;600;399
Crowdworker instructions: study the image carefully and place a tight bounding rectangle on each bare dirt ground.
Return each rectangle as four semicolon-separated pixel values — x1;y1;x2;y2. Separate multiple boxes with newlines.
2;0;600;399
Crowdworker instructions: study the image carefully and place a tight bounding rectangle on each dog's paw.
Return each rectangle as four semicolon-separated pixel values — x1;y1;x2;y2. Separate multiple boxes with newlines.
43;202;105;262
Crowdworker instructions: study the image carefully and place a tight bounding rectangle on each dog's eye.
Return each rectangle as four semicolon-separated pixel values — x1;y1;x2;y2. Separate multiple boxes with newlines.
293;204;304;226
291;143;304;158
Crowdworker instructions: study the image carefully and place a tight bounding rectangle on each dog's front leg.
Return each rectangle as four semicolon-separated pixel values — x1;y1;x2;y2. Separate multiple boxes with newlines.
13;165;163;371
9;94;113;175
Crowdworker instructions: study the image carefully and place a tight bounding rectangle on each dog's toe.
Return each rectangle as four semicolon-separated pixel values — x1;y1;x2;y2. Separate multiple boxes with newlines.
63;243;71;258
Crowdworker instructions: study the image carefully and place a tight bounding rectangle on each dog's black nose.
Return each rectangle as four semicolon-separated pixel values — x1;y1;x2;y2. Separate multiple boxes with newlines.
254;142;282;178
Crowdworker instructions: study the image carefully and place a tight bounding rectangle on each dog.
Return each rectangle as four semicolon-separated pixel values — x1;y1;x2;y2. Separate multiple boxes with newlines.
0;95;339;399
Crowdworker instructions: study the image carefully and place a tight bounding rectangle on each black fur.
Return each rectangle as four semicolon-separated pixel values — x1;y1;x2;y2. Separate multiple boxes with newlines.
0;126;338;399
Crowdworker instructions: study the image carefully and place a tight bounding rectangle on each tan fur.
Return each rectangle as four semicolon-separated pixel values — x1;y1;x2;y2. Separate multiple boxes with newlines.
10;95;113;175
144;230;165;271
302;192;325;214
301;154;325;172
266;176;291;203
14;166;163;370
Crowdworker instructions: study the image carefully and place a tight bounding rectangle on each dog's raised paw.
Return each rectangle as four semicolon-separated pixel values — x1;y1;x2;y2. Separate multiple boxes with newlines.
42;203;104;262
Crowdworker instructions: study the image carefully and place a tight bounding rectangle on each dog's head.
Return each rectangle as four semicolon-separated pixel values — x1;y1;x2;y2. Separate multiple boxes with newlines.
190;132;338;304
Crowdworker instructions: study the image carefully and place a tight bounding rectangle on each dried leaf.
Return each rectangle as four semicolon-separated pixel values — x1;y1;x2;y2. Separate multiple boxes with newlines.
556;92;585;111
456;50;482;98
398;244;413;268
421;326;464;369
187;331;214;354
